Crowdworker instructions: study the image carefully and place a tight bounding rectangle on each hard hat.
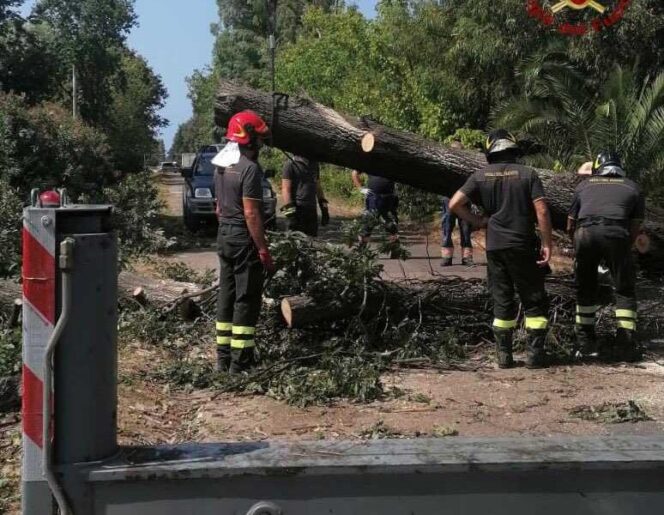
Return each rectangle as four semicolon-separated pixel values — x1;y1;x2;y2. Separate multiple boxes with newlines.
592;150;625;176
485;129;520;156
225;110;270;145
39;190;61;207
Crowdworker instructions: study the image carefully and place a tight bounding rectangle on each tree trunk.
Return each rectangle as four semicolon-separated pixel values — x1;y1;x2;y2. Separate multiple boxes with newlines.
281;295;378;328
0;272;202;311
214;80;664;268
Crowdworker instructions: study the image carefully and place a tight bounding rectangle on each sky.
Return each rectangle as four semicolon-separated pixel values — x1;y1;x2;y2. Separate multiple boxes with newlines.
21;1;378;152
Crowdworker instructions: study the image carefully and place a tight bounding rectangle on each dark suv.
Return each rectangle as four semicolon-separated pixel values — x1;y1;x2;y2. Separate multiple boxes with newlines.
181;145;277;231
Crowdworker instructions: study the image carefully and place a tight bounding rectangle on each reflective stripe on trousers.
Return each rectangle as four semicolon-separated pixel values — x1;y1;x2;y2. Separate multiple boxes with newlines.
216;321;232;346
231;325;255;349
493;318;517;330
616;309;637;331
575;305;598;327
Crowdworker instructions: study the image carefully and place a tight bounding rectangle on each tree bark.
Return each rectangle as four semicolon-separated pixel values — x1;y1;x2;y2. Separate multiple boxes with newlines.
281;295;378;328
0;272;202;311
214;80;664;267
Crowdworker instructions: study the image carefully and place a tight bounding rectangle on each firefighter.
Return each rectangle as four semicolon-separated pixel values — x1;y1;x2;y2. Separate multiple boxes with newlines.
450;129;552;369
214;110;276;374
280;155;329;236
567;151;645;361
351;170;400;255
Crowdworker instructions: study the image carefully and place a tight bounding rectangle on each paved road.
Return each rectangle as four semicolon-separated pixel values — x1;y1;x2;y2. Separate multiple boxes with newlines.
159;172;487;281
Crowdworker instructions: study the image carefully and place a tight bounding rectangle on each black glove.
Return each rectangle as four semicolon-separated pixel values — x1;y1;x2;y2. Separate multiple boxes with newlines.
319;200;330;226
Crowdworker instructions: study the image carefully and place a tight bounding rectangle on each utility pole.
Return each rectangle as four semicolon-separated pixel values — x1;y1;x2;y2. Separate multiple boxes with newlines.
72;64;77;121
267;0;277;93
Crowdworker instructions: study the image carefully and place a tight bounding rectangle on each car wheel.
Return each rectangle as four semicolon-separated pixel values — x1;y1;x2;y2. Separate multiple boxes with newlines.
183;201;199;232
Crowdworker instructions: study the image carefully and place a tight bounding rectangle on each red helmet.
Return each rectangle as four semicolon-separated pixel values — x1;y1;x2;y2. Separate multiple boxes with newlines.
225;110;270;145
39;190;61;208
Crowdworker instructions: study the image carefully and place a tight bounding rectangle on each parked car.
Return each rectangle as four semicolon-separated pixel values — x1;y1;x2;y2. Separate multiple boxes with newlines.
158;161;178;173
181;144;277;232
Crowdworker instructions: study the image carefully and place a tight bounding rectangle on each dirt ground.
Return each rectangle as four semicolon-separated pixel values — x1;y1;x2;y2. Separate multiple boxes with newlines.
1;172;662;514
140;173;664;441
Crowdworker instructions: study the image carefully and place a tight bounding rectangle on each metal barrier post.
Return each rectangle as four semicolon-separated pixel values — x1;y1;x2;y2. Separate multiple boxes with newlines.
22;202;117;514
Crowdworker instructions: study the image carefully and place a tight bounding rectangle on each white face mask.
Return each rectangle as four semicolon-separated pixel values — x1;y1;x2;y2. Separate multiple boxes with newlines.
212;141;241;168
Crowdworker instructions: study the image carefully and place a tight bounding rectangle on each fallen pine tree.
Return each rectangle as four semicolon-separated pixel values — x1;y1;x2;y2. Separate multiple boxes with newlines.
214;80;664;273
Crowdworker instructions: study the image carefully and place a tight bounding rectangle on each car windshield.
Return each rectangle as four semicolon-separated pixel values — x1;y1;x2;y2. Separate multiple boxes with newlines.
194;153;216;176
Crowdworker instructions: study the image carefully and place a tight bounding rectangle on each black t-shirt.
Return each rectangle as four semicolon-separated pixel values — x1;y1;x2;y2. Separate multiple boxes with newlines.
282;157;320;207
460;163;545;251
568;176;645;224
215;154;263;225
367;175;395;195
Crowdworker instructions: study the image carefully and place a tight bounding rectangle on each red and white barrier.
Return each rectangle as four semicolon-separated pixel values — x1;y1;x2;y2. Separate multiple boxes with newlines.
21;211;56;483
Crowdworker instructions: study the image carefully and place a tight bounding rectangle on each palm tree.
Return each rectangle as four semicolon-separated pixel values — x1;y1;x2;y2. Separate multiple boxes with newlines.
493;52;664;188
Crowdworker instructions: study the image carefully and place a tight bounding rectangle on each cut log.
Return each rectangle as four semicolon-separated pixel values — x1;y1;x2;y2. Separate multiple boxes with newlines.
0;272;203;311
9;299;22;328
214;81;664;270
281;295;379;328
132;287;148;307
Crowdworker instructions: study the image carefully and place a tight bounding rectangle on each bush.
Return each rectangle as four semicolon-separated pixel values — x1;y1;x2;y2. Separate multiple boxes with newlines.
101;171;171;258
0;181;22;277
0;93;114;200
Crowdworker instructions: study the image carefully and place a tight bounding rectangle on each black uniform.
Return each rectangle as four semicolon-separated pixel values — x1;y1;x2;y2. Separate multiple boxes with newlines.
214;154;265;371
460;163;549;365
361;175;398;238
283;157;320;236
568;175;645;353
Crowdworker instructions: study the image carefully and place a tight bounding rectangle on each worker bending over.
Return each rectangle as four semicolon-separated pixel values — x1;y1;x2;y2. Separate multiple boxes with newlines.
352;170;400;256
213;110;276;373
450;129;552;369
567;151;645;361
281;155;329;236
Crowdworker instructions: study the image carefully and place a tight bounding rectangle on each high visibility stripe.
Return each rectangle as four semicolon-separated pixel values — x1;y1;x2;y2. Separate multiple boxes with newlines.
216;321;232;331
617;320;636;330
232;326;255;335
576;315;595;326
615;309;637;319
576;305;598;314
231;339;255;349
216;336;231;346
525;316;548;330
493;318;517;329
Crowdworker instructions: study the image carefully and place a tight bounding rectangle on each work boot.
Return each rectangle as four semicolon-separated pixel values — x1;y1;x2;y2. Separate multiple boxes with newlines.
574;325;597;357
388;237;402;259
614;328;642;363
525;329;548;369
493;329;514;369
440;257;453;267
461;249;474;266
229;347;257;374
215;346;231;373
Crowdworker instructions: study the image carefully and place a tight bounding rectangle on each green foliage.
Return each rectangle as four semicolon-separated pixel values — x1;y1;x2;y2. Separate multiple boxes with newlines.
106;51;168;173
444;128;485;151
0;181;22;277
101;171;171;257
0;93;113;199
569;400;651;424
155;261;215;288
0;325;21;378
494;60;664;180
32;0;137;127
319;165;361;206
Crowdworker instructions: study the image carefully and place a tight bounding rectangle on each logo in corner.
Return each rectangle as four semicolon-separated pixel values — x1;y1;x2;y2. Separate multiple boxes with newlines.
527;0;632;35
